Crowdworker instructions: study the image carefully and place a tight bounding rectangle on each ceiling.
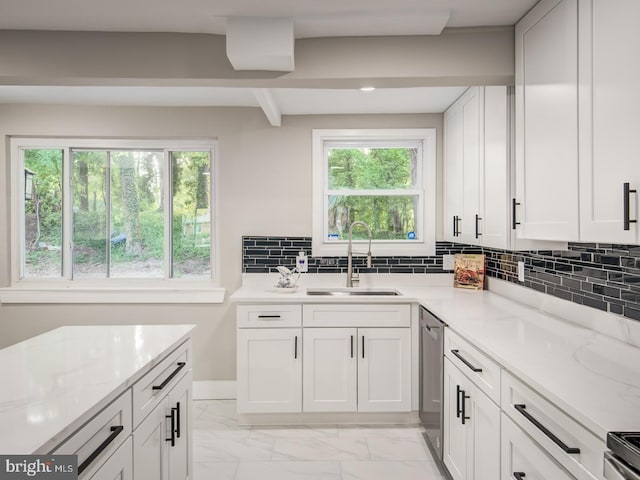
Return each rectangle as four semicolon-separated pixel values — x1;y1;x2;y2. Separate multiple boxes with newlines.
0;0;537;119
0;0;538;37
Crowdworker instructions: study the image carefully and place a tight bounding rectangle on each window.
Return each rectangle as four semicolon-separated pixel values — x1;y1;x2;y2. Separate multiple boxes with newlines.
11;138;218;286
312;129;436;256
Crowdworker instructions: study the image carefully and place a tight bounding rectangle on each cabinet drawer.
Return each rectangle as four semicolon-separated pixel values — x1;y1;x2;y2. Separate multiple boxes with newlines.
237;304;302;328
502;413;576;480
444;329;501;404
133;339;191;428
303;304;410;327
87;435;132;480
501;371;604;480
54;389;132;480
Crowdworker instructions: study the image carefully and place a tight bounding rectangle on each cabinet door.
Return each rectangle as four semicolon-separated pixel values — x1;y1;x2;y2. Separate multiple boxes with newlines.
358;328;411;413
460;87;483;246
469;383;500;480
443;358;470;480
501;413;576;480
444;98;464;243
578;0;640;243
133;397;170;480
482;86;509;249
303;327;357;412
168;370;192;480
237;328;302;413
88;436;132;480
515;0;579;241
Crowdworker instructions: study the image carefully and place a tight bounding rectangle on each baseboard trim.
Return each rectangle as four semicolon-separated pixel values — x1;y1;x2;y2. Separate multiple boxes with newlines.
193;380;237;400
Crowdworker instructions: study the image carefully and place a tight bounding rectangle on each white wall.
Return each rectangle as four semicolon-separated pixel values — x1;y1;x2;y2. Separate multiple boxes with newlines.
0;104;442;380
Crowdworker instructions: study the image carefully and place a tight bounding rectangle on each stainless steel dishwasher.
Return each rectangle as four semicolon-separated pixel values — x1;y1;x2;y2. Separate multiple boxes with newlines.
419;306;447;469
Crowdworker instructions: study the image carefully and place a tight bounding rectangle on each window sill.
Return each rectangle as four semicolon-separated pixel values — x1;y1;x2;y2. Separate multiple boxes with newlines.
0;285;226;304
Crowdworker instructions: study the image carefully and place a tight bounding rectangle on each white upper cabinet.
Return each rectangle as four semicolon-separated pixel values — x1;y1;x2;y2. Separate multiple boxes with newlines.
444;97;465;243
578;0;640;243
515;0;580;241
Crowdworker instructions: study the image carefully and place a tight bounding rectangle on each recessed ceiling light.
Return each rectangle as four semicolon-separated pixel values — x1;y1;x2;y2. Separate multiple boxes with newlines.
360;86;376;92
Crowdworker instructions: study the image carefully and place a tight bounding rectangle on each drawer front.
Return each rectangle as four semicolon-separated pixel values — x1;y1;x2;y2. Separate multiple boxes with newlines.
133;339;191;428
502;413;576;480
444;329;501;404
237;304;302;328
303;304;410;327
54;389;132;480
501;371;604;480
87;436;132;480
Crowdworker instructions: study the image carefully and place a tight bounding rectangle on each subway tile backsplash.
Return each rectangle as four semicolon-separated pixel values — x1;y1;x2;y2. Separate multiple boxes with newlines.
242;236;640;322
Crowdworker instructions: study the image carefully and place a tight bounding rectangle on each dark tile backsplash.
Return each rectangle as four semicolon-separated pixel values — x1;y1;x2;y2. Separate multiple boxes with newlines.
242;236;640;322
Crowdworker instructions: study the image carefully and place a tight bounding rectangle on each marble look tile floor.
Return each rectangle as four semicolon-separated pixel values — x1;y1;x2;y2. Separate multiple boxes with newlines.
193;400;447;480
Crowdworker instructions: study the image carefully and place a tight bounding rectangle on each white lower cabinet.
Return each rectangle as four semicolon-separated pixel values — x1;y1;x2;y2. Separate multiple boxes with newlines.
88;437;133;480
303;327;411;413
443;357;500;480
237;328;302;413
133;369;193;480
501;413;575;480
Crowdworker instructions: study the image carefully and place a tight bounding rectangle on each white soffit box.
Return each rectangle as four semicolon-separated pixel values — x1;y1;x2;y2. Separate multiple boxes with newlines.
226;16;294;71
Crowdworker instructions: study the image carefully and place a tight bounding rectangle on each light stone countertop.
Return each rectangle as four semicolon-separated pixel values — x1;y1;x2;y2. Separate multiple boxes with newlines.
231;275;640;441
0;324;195;454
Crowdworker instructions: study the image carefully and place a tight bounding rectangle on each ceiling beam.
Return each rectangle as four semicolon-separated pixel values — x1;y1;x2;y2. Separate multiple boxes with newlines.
253;88;281;126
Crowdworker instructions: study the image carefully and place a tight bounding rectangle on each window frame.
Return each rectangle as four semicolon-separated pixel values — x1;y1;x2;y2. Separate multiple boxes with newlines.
7;137;222;301
312;128;437;257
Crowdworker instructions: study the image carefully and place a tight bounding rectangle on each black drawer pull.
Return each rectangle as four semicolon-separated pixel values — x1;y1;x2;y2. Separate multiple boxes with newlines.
257;314;281;319
78;425;124;474
362;336;365;359
451;349;483;372
514;473;526;480
514;404;580;454
624;182;637;231
294;336;298;359
350;335;354;358
152;362;186;390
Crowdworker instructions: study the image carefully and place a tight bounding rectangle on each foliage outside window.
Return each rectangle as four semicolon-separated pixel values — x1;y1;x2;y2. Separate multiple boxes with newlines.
13;138;216;283
312;129;436;257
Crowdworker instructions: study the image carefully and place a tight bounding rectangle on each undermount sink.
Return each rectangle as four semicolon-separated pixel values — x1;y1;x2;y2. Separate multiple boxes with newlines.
306;288;402;296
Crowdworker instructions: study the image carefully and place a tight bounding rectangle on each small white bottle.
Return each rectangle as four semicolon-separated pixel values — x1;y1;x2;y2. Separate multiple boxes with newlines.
296;251;308;273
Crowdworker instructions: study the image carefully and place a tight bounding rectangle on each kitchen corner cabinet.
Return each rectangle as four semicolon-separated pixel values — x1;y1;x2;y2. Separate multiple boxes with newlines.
303;327;411;413
443;358;500;480
578;0;640;243
515;0;580;241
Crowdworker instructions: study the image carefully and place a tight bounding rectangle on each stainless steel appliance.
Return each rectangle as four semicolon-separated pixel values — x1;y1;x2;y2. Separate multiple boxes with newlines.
605;432;640;480
419;306;447;467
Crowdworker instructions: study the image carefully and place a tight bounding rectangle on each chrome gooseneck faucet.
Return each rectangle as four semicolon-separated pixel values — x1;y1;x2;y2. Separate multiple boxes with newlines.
346;221;372;287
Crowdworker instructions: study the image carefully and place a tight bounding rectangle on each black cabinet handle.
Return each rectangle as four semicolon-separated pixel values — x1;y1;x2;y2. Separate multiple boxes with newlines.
166;408;176;446
461;389;470;425
514;404;580;454
78;425;124;474
456;385;462;418
512;198;521;230
624;182;637;231
452;215;457;237
362;336;365;359
294;336;298;359
452;215;461;237
258;314;281;319
514;473;526;480
175;402;181;439
152;362;186;390
350;335;354;358
451;349;483;372
475;214;482;239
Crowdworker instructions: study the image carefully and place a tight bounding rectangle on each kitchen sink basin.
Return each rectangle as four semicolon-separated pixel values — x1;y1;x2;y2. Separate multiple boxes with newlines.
306;288;401;296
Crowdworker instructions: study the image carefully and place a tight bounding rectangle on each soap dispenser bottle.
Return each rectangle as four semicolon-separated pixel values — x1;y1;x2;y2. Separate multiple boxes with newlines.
296;251;308;273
